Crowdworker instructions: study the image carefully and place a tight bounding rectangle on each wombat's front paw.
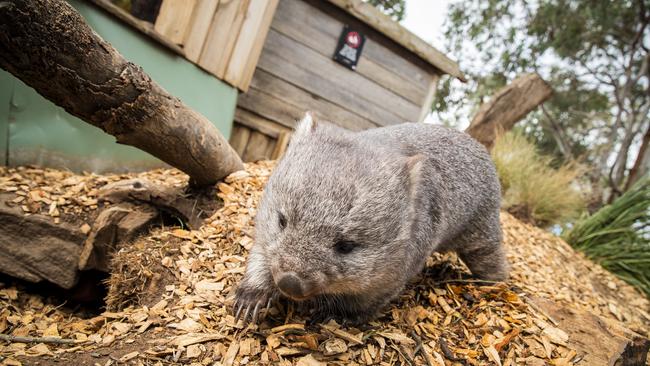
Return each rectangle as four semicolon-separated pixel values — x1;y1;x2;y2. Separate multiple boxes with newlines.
233;285;277;324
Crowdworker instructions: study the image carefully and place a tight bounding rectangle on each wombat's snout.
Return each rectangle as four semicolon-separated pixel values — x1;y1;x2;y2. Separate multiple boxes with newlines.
276;272;311;300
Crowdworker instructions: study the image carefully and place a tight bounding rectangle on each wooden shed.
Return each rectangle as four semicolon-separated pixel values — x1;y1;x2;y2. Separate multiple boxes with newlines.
230;0;465;162
91;0;464;163
1;0;463;172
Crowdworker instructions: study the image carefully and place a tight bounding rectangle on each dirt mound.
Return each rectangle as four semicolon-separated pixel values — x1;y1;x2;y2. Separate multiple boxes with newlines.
503;213;649;332
0;161;648;365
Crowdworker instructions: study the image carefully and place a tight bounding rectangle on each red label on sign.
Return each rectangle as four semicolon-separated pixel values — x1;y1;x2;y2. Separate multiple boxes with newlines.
346;31;361;48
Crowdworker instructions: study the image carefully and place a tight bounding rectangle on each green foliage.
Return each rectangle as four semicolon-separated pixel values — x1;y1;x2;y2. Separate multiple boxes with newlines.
367;0;406;22
529;1;642;60
492;131;586;227
564;177;650;297
439;0;649;195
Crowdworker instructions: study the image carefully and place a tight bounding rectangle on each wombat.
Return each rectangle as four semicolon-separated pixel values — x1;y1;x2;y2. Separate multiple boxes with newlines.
233;113;508;324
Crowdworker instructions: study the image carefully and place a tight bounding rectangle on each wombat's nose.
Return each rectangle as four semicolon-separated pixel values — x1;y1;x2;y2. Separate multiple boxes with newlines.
276;273;305;299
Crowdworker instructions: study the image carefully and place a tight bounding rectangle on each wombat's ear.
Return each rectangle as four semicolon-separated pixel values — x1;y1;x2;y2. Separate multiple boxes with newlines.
293;111;318;140
405;154;425;187
399;154;426;240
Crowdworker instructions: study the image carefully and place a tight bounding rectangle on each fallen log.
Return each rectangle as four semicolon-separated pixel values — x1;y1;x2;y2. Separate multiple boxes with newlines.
79;178;219;271
0;198;86;289
531;297;649;365
465;73;553;150
77;203;158;272
0;176;219;288
0;0;243;186
96;178;213;229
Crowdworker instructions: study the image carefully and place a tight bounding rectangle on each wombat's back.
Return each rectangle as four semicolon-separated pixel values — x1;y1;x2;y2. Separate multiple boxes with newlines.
356;123;501;247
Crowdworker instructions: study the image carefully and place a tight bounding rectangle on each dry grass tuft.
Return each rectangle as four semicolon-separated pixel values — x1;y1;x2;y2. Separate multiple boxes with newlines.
491;131;586;227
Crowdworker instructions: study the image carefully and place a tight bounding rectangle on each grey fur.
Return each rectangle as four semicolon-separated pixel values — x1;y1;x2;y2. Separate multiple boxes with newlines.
234;114;508;323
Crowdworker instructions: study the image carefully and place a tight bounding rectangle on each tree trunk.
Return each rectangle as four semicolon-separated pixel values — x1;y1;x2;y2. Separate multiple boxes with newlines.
625;125;650;191
465;73;553;150
608;124;637;201
540;104;573;159
0;0;244;186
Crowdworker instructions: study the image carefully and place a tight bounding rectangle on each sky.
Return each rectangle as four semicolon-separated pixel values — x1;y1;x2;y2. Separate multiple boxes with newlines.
400;0;455;125
401;0;452;52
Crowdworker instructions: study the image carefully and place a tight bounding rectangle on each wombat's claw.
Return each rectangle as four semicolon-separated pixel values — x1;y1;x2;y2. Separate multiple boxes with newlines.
251;302;262;324
239;303;252;323
233;287;276;324
234;303;244;321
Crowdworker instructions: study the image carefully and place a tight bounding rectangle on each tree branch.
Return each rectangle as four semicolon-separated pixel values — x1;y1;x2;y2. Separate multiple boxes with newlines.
0;0;244;186
540;104;573;159
0;334;77;344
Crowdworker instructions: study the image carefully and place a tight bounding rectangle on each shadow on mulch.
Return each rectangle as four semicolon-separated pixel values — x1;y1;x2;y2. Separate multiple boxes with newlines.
0;270;109;319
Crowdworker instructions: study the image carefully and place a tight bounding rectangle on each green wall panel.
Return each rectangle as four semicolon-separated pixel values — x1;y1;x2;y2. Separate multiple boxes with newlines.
0;71;12;165
0;0;237;173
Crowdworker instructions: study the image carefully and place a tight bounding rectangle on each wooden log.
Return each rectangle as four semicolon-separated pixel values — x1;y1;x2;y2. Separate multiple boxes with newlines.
78;203;158;272
96;177;217;229
0;0;244;186
0;176;221;287
0;197;86;289
465;73;553;150
531;297;649;365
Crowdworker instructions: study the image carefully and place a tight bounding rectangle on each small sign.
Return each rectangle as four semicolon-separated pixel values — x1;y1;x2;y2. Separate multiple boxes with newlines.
333;25;365;70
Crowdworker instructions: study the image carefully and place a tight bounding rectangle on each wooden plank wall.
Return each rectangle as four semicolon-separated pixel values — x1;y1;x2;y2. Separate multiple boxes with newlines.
230;0;441;162
152;0;279;91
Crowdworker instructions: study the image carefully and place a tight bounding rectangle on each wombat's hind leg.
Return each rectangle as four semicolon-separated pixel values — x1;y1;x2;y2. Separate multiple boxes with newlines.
458;242;509;282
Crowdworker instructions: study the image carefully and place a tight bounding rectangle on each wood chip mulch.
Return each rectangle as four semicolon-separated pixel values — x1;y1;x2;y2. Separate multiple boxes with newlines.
0;161;648;366
0;165;189;225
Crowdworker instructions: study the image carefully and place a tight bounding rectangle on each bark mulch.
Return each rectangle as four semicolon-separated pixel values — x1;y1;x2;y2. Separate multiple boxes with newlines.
1;161;648;365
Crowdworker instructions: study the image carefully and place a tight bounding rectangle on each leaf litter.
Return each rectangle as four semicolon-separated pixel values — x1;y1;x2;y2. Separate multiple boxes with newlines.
0;161;648;365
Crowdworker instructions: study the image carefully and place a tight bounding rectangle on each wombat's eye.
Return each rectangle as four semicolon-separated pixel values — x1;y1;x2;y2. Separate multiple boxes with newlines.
278;212;287;230
334;240;356;254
